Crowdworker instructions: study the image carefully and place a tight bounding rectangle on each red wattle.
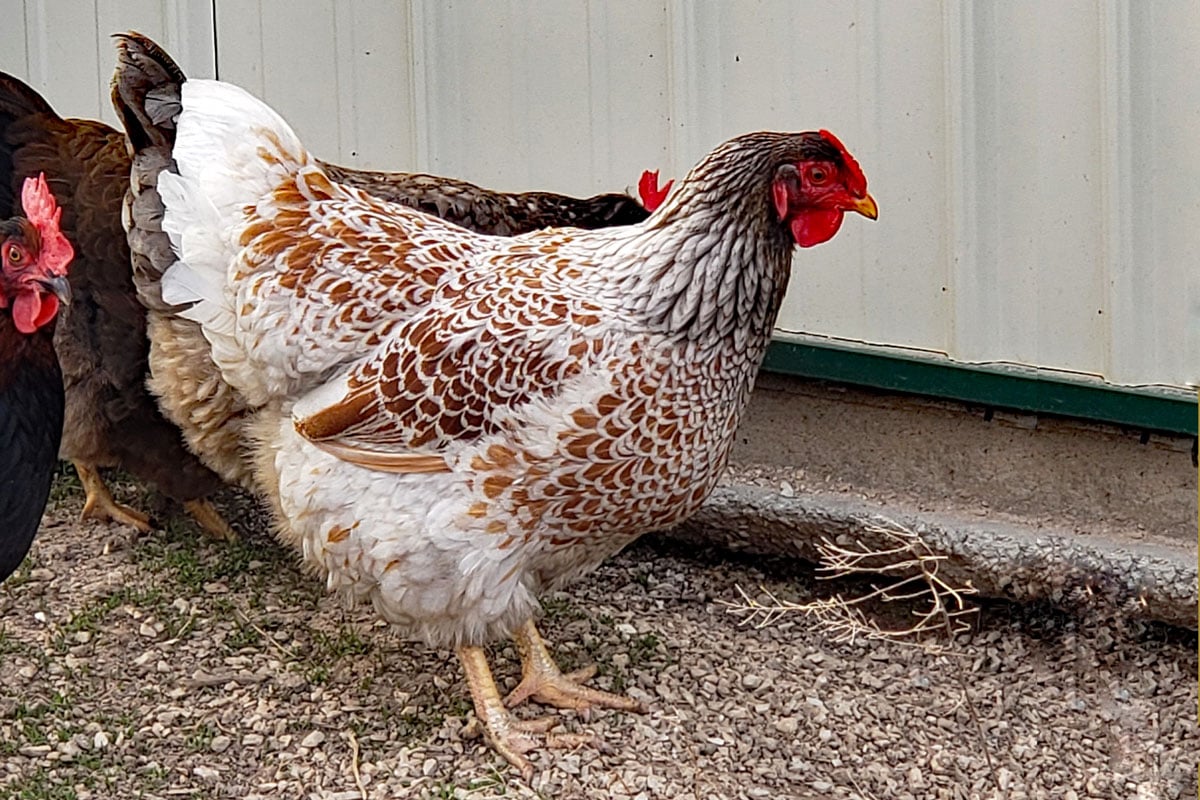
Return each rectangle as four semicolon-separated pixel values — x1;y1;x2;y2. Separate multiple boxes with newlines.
790;210;845;248
12;291;57;333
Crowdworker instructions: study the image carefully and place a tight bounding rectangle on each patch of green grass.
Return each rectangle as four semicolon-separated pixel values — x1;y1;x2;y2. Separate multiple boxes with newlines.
133;516;296;604
52;585;171;653
609;672;628;693
467;767;514;795
422;767;529;799
305;664;330;684
3;557;37;589
137;763;171;785
225;619;262;651
443;695;472;718
7;692;78;751
13;718;49;746
425;783;455;800
289;625;374;681
630;632;660;666
184;722;217;754
47;461;83;506
6;767;79;800
59;594;125;637
383;704;448;743
314;626;371;659
0;627;28;658
541;595;586;622
10;691;73;722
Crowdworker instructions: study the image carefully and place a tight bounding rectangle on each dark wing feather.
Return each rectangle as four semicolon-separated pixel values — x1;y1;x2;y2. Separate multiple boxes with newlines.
319;164;649;235
0;348;62;582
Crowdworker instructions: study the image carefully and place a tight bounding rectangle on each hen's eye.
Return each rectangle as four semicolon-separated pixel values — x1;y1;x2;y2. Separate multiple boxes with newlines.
809;167;829;185
6;245;22;264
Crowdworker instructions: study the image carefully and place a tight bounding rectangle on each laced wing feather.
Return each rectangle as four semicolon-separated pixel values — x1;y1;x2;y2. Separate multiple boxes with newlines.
291;268;617;470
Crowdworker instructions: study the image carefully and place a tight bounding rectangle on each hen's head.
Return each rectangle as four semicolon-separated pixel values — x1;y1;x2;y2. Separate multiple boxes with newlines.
0;174;73;334
770;129;877;248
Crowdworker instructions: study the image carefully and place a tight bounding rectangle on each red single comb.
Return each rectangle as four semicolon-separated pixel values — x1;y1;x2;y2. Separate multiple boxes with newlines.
20;173;73;275
638;169;673;212
818;129;868;198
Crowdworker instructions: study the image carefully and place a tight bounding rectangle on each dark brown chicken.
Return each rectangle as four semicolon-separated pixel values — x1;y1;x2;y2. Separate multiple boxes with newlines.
0;35;651;542
114;31;653;494
0;73;235;538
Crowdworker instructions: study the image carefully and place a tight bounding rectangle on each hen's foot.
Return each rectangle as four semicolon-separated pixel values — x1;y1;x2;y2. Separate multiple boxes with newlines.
457;644;601;781
183;499;238;542
504;619;647;716
74;462;154;533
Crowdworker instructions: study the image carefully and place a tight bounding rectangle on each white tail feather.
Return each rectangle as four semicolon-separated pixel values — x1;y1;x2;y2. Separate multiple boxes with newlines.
159;79;312;402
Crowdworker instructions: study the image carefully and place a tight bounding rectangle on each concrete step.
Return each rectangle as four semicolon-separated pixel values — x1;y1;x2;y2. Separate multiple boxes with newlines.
667;478;1196;629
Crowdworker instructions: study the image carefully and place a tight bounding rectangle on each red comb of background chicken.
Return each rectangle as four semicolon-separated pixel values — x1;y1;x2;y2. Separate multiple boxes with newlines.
638;170;674;213
817;129;868;198
20;173;72;274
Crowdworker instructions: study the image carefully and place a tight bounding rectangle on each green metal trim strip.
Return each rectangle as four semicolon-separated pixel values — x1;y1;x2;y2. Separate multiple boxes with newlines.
763;340;1198;436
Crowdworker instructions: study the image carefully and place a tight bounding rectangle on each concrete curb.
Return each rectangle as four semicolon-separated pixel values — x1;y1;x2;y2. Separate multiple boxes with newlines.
665;483;1197;630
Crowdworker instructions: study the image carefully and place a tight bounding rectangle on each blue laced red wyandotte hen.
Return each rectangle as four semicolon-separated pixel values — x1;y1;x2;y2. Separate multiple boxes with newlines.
127;73;876;776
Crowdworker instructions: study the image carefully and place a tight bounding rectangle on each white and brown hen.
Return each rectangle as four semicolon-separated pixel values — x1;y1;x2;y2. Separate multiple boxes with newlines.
150;78;876;776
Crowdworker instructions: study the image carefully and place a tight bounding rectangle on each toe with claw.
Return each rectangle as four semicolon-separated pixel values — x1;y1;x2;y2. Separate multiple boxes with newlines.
504;619;647;715
457;641;609;780
75;461;154;532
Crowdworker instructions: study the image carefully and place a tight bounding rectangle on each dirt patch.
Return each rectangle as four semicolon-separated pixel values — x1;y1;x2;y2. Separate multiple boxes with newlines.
0;473;1196;799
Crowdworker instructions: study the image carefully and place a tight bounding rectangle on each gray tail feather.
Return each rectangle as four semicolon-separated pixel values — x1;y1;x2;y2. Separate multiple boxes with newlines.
112;31;186;311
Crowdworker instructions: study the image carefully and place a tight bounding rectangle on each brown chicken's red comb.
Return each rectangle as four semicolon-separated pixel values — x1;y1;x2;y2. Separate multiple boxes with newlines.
20;173;73;274
818;129;868;198
638;170;673;212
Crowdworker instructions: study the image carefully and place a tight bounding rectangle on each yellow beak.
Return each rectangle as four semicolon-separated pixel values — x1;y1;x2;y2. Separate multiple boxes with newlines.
848;192;879;220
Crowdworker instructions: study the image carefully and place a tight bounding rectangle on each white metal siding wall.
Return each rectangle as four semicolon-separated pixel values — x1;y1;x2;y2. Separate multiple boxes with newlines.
0;1;1195;392
0;0;215;125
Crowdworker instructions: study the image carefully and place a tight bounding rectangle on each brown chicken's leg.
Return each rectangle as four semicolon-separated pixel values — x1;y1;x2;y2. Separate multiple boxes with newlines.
74;461;154;532
504;619;647;715
182;499;239;542
457;644;597;780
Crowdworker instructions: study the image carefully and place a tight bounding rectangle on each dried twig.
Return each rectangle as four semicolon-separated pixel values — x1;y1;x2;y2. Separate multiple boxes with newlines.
720;518;978;649
346;728;368;799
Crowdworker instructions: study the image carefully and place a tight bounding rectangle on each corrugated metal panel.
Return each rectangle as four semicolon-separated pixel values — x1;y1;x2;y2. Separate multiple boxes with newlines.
214;0;417;169
0;0;214;126
2;1;1195;392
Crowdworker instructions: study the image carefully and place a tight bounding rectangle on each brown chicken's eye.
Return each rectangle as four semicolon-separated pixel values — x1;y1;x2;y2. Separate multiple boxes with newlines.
808;166;830;185
5;244;23;265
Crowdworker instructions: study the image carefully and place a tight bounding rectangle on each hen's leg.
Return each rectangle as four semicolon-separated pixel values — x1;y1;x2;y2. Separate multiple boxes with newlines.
182;499;239;542
457;644;595;781
503;619;647;715
74;461;153;533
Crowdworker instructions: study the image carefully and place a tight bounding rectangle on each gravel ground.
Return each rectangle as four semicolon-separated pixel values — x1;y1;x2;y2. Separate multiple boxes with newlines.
0;469;1196;800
